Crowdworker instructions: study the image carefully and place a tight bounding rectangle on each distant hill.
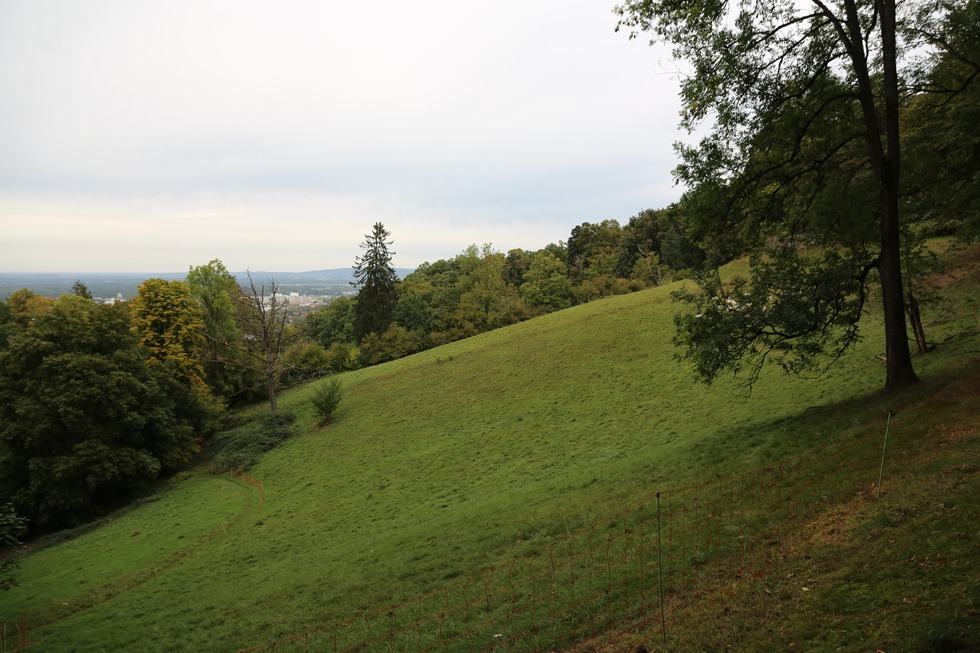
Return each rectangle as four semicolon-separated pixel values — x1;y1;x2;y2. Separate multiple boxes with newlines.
0;268;416;300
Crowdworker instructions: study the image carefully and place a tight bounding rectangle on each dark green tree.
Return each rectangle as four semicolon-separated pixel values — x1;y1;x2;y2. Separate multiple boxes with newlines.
304;296;357;348
0;502;27;590
393;289;436;335
352;222;399;342
0;296;210;531
504;248;534;286
903;0;980;240
614;0;964;391
280;340;332;386
71;280;93;299
520;252;573;312
566;220;623;283
0;300;12;349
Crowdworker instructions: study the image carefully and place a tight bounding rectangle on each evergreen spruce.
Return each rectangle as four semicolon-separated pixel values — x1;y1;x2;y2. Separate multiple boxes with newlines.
352;223;398;342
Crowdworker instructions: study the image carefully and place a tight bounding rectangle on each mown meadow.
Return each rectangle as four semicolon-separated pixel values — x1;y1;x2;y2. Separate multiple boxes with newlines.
1;246;977;652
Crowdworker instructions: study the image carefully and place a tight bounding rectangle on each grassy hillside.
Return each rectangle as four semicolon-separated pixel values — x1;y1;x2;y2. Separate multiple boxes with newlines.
1;247;977;652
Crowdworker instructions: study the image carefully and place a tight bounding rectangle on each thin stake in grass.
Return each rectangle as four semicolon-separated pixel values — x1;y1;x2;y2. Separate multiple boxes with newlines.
877;410;893;500
656;493;666;645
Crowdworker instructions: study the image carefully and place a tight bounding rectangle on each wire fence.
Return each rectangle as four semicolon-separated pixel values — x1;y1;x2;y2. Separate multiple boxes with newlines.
238;419;886;652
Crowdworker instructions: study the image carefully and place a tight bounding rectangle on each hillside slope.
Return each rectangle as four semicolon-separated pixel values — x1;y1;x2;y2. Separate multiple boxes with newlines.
1;247;977;652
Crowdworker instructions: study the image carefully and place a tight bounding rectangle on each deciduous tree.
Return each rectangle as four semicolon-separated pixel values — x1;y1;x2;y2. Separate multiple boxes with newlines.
130;278;208;389
186;259;252;401
614;0;964;391
5;289;55;329
0;296;210;531
235;273;296;411
520;252;573;312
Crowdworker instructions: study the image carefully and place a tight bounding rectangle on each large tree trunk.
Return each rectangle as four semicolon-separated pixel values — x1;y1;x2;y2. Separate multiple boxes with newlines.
878;195;918;391
878;0;918;392
844;0;918;391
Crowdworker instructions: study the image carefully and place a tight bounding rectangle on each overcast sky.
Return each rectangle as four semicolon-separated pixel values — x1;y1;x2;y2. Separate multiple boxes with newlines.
0;0;689;273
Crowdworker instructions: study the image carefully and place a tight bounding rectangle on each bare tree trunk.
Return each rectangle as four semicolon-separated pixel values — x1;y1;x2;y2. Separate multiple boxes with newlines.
237;272;294;412
878;0;918;392
907;290;929;354
840;0;917;391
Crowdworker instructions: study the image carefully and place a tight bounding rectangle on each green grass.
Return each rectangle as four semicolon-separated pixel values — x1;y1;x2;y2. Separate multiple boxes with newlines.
1;247;977;652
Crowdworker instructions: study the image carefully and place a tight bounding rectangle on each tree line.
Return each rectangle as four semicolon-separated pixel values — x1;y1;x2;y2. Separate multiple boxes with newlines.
301;214;711;373
0;213;701;537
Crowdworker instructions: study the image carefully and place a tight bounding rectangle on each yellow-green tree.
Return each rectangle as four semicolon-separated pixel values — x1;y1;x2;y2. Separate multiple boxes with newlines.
5;288;56;329
130;279;207;390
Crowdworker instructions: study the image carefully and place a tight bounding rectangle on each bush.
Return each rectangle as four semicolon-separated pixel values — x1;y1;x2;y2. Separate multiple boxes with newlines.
281;341;332;386
325;341;362;373
312;377;343;425
205;411;297;472
1;503;27;590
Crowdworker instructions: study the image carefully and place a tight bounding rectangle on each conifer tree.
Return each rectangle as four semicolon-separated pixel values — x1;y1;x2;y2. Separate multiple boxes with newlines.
352;222;399;342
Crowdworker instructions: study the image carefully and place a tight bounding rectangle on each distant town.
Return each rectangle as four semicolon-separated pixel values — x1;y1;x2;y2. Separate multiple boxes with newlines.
0;269;415;309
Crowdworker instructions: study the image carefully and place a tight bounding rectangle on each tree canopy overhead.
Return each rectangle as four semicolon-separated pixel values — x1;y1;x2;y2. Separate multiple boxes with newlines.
615;0;974;391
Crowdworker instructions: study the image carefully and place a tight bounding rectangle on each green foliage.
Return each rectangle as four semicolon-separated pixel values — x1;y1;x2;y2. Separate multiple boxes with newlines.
0;503;27;591
186;259;249;401
0;300;12;349
205;410;296;472
352;223;399;342
5;288;55;329
615;206;707;281
323;341;362;373
360;324;423;365
572;275;634;304
567;220;622;282
520;252;573;311
0;296;213;531
614;0;946;390
504;248;534;286
903;0;980;240
673;248;870;388
304;296;356;348
70;280;93;300
281;340;332;386
393;291;435;333
311;377;343;425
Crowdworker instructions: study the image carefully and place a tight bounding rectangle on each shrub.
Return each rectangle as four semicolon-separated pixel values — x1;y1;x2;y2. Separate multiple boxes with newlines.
1;503;27;590
312;377;343;425
205;411;297;472
281;341;332;386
